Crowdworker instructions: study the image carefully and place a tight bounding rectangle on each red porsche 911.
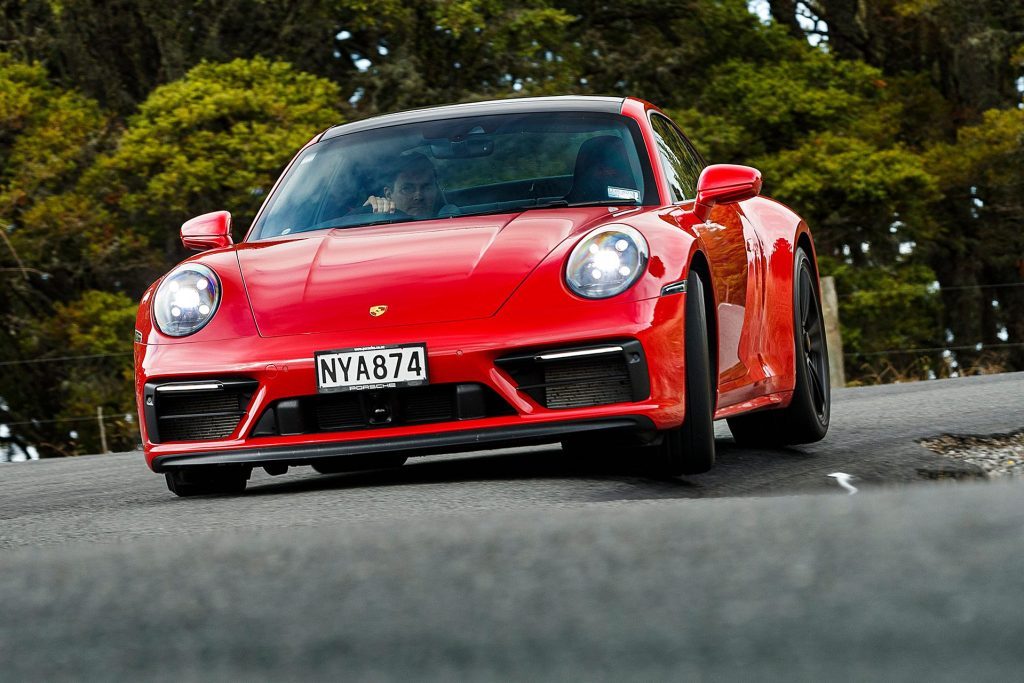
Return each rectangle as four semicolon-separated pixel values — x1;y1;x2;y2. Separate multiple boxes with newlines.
134;96;830;497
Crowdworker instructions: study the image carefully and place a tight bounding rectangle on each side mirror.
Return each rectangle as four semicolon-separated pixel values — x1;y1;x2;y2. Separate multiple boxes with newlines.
693;164;762;223
181;211;233;252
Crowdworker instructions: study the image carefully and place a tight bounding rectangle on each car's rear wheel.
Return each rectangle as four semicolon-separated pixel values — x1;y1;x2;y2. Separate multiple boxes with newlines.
727;246;830;445
311;455;408;475
165;466;250;497
649;268;716;475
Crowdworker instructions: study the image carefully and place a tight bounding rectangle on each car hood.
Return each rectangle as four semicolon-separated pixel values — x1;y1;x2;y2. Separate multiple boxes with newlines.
235;209;615;337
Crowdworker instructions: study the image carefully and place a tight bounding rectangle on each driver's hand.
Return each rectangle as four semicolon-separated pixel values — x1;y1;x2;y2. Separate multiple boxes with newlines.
364;195;396;213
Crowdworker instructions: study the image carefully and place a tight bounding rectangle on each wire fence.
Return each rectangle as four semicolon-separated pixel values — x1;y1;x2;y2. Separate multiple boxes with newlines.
838;281;1024;298
2;413;136;427
843;341;1024;358
0;352;132;367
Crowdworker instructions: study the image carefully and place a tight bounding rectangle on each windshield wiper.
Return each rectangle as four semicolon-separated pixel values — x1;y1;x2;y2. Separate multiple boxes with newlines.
293;215;415;233
528;199;642;210
275;199;645;234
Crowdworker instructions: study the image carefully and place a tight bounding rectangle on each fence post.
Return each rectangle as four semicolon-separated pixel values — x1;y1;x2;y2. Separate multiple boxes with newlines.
820;276;846;388
97;405;109;454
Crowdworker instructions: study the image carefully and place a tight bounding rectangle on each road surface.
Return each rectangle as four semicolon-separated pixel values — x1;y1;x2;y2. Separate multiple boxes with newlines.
1;372;1022;680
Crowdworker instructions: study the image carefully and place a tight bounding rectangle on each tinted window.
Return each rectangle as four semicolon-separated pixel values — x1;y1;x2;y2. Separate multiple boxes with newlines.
650;114;704;202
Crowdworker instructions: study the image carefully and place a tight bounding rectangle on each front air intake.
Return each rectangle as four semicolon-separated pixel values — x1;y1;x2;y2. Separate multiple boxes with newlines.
495;340;650;409
542;355;634;408
144;379;257;443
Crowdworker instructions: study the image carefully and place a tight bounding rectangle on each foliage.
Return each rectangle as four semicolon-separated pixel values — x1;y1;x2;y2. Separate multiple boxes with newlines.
91;57;344;253
0;54;342;456
924;107;1024;366
760;134;940;256
0;0;357;113
823;257;944;368
0;55;147;456
17;291;138;455
339;0;581;113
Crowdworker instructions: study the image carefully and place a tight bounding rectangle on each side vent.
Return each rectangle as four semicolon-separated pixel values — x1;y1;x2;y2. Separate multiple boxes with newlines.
496;340;650;409
144;379;257;443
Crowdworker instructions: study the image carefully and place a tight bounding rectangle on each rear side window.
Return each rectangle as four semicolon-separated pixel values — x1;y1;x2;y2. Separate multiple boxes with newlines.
650;114;704;203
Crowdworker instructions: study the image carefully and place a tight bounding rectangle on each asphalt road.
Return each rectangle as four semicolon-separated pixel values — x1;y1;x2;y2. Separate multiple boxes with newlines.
2;372;1023;680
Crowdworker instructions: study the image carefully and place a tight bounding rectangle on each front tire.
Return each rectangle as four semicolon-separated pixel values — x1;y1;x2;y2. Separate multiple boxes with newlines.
650;269;716;475
165;466;250;497
727;246;830;445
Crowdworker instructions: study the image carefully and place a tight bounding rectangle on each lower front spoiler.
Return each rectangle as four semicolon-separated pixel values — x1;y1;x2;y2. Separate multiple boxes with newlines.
152;416;656;471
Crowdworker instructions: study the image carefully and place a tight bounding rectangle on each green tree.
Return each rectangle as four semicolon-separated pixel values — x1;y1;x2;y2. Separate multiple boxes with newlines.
338;0;580;113
2;55;345;456
767;0;1024;376
12;291;139;456
926;108;1024;368
91;57;344;258
0;0;357;113
0;54;150;456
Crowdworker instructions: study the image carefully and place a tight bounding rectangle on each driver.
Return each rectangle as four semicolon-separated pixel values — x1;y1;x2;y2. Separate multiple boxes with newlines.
363;152;443;217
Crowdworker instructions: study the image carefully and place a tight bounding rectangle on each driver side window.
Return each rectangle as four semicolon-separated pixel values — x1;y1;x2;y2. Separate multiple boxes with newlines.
650;115;704;203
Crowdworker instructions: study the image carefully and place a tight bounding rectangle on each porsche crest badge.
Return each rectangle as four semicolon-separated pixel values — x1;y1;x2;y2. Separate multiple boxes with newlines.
369;305;388;317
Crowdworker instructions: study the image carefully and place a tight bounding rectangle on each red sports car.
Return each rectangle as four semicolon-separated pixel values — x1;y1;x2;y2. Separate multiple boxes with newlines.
134;96;830;497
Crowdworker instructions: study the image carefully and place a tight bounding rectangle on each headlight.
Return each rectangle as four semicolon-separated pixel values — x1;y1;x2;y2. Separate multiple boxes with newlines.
153;263;221;337
565;225;649;299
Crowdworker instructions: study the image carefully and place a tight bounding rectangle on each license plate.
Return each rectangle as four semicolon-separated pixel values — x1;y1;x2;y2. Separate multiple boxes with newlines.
315;343;428;393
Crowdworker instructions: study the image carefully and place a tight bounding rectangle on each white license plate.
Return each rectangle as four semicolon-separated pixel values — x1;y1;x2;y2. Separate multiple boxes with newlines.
315;343;428;393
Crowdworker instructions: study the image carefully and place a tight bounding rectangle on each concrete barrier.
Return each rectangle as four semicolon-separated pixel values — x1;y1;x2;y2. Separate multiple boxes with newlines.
820;276;845;388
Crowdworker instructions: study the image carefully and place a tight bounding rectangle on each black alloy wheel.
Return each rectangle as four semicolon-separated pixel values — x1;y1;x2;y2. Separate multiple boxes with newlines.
727;246;830;445
797;253;830;422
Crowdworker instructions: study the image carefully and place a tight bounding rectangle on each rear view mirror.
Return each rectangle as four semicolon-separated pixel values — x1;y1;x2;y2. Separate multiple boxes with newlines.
181;211;233;252
428;135;495;159
693;164;762;222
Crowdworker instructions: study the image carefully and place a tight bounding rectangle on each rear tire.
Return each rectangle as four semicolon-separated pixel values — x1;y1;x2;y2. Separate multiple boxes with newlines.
727;246;830;446
311;455;408;475
650;269;716;475
165;466;250;497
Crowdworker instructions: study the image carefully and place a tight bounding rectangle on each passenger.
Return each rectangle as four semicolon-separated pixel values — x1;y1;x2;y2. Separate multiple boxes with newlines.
566;135;638;204
363;152;444;217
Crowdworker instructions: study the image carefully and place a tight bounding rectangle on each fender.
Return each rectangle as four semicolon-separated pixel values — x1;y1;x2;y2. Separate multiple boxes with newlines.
741;195;818;401
671;208;722;411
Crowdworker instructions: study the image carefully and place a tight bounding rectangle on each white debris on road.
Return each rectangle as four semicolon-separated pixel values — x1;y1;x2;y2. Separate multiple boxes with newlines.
828;472;858;494
921;431;1024;479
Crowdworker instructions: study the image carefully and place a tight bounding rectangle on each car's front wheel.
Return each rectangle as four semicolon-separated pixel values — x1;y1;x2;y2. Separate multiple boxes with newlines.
165;466;250;497
649;268;716;475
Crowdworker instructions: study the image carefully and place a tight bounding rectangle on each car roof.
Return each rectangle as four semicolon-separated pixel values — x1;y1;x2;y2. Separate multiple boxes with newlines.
321;96;627;140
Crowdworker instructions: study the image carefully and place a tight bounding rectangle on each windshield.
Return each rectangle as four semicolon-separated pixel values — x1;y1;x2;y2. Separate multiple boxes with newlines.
249;111;655;240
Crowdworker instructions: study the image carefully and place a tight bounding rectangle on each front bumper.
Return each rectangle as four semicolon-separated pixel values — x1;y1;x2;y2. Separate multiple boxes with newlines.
151;416;655;471
136;294;688;471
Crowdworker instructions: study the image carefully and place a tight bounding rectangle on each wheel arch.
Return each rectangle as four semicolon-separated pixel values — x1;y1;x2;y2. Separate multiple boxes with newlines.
796;229;819;280
769;224;819;398
743;197;820;399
